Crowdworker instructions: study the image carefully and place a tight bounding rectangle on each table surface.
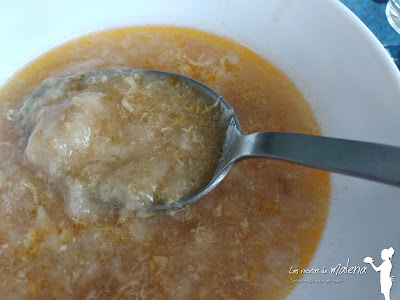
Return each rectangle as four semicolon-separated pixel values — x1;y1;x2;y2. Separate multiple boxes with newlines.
340;0;400;66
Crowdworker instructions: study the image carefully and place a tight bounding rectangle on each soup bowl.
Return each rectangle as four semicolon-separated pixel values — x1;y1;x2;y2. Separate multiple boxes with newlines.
1;0;400;299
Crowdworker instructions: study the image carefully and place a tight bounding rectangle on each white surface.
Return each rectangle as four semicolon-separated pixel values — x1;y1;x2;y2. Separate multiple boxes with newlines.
1;0;400;299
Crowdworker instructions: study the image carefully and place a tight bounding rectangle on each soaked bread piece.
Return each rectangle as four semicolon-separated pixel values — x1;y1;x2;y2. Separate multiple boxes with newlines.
17;70;224;220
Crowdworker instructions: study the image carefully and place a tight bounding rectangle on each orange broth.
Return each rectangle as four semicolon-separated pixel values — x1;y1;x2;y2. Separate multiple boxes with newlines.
0;26;330;299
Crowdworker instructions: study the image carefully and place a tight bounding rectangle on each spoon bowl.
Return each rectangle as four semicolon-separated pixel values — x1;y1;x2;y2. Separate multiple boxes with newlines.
18;68;400;212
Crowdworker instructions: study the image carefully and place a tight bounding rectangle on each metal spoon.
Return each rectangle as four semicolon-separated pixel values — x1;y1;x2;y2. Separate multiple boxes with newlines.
147;70;400;211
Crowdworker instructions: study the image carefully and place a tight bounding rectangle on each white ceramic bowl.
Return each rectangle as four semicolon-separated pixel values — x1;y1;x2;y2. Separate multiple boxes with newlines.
1;0;400;299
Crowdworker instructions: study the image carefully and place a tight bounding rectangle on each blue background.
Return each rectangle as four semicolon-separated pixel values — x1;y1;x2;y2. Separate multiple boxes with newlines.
340;0;400;66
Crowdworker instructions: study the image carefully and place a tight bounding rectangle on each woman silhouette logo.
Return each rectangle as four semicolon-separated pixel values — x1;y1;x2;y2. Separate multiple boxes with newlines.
364;247;395;300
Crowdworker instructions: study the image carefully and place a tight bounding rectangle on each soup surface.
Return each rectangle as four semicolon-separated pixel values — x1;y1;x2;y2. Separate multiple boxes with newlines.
0;26;330;299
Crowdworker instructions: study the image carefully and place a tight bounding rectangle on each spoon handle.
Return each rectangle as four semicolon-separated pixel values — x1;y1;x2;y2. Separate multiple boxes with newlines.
239;132;400;186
